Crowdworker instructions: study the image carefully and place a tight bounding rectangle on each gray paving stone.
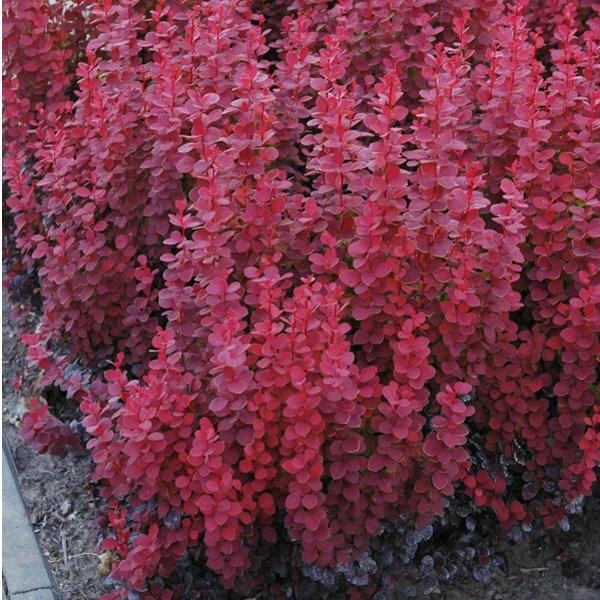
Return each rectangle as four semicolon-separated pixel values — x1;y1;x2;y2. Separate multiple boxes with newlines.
2;437;56;598
11;590;56;600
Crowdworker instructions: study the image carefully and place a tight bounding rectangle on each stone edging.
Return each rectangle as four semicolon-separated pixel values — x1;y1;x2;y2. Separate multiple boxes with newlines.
2;435;59;600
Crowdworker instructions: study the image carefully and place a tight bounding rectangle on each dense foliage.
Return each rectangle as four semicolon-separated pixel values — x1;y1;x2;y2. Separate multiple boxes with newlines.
3;0;600;598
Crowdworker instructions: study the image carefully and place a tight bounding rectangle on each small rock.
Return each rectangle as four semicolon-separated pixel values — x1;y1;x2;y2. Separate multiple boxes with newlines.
59;499;72;515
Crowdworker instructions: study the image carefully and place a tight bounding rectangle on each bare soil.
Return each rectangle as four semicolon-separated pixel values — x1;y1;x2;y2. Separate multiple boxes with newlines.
444;507;600;600
2;292;599;600
2;293;108;600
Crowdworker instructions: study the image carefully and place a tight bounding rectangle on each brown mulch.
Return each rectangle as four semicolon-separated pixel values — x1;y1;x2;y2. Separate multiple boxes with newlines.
2;292;108;600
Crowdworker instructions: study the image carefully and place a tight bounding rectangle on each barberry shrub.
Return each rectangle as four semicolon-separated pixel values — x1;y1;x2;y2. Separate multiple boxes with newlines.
3;0;600;597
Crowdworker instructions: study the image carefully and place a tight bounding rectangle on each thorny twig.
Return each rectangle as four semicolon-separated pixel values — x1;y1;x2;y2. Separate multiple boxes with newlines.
60;530;68;567
49;551;100;564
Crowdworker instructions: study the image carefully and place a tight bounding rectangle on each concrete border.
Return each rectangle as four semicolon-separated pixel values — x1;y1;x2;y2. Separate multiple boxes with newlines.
2;435;59;600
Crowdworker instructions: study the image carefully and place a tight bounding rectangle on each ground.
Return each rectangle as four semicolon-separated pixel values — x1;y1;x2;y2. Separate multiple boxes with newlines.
2;293;599;600
2;291;108;600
